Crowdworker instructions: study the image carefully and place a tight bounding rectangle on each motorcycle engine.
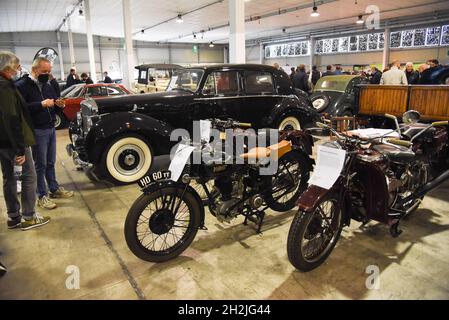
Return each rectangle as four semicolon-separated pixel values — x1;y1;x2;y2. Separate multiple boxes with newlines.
386;161;428;204
209;175;243;223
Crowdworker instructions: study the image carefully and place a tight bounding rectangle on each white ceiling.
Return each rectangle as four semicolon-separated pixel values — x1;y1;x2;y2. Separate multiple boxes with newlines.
1;0;448;44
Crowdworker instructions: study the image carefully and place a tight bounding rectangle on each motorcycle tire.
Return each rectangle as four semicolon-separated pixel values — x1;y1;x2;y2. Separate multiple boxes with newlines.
287;192;344;272
124;186;202;263
265;151;310;212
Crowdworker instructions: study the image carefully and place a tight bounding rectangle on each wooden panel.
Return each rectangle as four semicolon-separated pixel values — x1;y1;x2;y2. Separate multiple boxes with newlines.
409;86;449;121
359;85;408;117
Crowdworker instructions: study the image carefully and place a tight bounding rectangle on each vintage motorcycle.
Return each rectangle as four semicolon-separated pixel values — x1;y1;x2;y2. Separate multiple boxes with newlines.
125;118;315;262
287;111;449;272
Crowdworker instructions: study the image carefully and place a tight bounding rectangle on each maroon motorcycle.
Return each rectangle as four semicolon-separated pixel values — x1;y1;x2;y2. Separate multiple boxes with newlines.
287;111;449;271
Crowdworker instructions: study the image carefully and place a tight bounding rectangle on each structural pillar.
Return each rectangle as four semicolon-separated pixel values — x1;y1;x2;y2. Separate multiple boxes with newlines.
56;31;65;80
67;17;76;68
122;0;135;90
382;28;391;70
229;0;246;63
85;0;97;83
309;37;316;71
259;43;264;64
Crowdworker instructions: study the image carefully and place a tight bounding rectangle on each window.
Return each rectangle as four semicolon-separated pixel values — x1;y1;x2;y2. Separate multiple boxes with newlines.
107;86;127;96
244;72;275;95
315;40;323;54
414;29;426;46
379;33;385;49
86;86;105;97
138;70;148;85
203;71;239;96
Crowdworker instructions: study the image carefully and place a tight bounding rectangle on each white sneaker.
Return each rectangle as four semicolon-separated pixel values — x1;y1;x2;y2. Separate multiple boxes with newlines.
38;196;57;210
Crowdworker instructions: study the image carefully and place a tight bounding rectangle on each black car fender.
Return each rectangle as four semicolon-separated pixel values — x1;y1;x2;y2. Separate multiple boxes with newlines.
141;180;206;228
269;96;318;128
85;112;175;165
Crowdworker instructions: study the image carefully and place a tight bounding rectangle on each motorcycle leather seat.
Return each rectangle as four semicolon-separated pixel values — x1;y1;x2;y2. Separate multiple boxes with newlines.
240;140;292;160
373;144;415;163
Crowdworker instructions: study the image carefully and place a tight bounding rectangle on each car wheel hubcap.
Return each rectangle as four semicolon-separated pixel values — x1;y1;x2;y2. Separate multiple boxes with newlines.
55;115;61;128
114;145;144;176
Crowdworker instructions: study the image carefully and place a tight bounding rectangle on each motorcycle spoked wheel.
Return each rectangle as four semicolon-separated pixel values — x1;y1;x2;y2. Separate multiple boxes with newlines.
265;151;310;212
287;192;344;272
124;187;202;262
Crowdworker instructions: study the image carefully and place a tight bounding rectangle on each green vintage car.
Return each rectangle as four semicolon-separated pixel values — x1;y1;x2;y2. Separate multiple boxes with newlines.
310;75;369;117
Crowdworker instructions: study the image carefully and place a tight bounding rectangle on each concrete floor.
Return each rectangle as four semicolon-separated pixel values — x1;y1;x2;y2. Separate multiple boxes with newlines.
0;130;448;300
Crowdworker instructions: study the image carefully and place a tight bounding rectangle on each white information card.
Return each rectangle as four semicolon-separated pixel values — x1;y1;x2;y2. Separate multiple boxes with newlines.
169;144;196;182
308;146;347;190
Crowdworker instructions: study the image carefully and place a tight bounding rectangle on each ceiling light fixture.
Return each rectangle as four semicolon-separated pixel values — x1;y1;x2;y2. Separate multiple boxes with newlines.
310;1;319;17
209;42;215;48
356;15;364;24
141;29;145;34
176;14;184;23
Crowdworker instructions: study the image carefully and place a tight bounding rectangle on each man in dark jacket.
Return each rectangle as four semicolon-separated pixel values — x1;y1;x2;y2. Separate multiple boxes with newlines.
370;66;382;84
65;68;80;89
405;62;419;85
0;51;50;230
293;64;309;93
16;57;74;211
103;71;113;84
321;65;335;77
311;65;321;86
80;72;94;84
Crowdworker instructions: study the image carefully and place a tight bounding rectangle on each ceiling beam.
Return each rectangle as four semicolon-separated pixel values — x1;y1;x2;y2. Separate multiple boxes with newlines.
55;0;84;32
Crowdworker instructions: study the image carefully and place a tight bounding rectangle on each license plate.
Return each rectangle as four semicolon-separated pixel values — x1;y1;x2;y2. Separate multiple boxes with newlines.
138;170;171;188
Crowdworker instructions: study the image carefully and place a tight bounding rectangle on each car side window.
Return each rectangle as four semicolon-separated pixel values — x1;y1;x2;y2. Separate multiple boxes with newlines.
86;86;104;97
107;86;126;96
244;71;275;95
202;71;240;96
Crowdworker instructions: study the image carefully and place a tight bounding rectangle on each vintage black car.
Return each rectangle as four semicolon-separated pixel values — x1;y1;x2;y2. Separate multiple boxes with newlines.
310;75;369;117
67;64;318;184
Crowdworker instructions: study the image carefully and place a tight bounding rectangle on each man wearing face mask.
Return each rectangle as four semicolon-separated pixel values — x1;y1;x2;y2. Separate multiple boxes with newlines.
16;57;74;211
0;51;51;230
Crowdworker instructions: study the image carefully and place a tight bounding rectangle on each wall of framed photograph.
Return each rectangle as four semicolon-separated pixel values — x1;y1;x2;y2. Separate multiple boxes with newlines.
264;24;449;59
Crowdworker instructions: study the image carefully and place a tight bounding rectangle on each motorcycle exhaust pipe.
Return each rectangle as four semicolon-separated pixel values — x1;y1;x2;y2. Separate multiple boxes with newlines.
397;169;449;207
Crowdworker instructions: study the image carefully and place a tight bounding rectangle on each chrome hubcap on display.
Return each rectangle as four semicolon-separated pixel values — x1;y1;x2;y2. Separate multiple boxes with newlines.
114;145;145;176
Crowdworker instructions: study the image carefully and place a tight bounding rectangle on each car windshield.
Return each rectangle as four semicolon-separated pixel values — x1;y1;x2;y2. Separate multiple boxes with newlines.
314;76;352;92
61;84;82;97
63;85;85;98
167;69;204;93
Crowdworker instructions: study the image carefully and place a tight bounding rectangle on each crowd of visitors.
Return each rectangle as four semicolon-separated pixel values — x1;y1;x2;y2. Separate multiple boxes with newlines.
283;58;446;93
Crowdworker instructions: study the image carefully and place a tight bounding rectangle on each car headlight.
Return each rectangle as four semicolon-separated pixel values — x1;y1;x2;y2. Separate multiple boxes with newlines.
86;117;93;129
76;112;82;126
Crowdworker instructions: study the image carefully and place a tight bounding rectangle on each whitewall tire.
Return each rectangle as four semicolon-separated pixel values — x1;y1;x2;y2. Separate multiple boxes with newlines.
278;116;301;131
104;136;153;184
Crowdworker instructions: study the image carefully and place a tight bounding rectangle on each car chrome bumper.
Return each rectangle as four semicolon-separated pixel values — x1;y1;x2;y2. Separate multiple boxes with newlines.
66;144;93;169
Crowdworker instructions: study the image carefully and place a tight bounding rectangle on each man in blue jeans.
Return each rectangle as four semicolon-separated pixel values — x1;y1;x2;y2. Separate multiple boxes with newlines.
16;57;74;210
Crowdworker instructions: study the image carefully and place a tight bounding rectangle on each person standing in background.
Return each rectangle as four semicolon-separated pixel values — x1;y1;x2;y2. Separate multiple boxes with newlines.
405;62;419;85
0;51;51;230
65;68;79;89
103;71;113;84
80;73;94;84
310;65;321;86
370;66;382;84
16;57;74;211
293;64;309;93
289;67;296;83
334;65;343;75
380;60;408;85
321;65;334;77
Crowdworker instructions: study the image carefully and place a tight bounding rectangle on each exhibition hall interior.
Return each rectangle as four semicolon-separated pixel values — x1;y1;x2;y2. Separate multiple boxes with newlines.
1;0;449;301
